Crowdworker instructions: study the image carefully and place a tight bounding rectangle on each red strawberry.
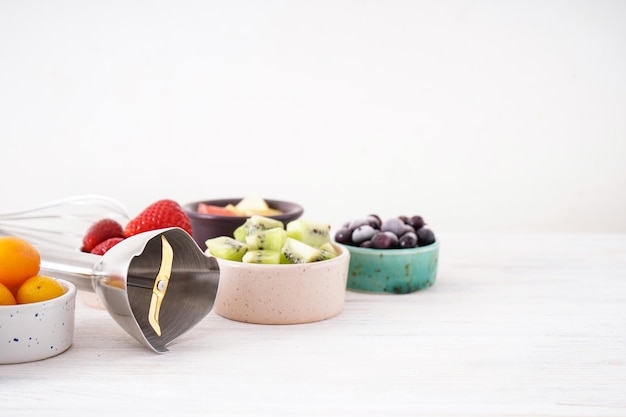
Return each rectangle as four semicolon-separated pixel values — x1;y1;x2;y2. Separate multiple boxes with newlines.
81;218;125;253
124;199;192;238
91;237;124;255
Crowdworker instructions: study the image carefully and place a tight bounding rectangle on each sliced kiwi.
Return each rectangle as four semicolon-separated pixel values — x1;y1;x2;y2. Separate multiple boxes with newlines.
242;249;281;264
233;224;248;242
286;219;331;248
281;237;325;264
319;242;337;255
245;227;287;251
279;251;295;264
234;215;285;242
205;236;248;261
318;242;338;261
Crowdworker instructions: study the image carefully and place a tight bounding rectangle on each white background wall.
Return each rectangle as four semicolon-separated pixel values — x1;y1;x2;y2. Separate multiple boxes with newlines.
1;0;625;234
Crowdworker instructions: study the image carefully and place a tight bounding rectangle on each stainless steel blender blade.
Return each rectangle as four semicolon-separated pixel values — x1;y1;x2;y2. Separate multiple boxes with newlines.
37;227;220;353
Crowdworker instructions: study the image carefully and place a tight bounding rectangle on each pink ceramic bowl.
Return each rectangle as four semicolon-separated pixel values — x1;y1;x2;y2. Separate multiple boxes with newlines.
212;244;350;325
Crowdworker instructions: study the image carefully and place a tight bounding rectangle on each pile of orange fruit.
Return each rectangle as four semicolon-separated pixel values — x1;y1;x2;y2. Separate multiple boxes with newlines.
0;236;66;305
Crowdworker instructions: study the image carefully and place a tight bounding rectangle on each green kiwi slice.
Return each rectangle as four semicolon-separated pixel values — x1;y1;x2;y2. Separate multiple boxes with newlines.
205;236;248;261
285;219;331;248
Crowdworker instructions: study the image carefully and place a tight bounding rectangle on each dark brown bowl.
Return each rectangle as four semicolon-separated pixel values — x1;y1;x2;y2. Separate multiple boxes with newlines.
183;198;304;250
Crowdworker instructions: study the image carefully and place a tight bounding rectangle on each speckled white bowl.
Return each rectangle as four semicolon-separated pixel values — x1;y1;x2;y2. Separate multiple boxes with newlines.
212;244;350;324
0;279;76;364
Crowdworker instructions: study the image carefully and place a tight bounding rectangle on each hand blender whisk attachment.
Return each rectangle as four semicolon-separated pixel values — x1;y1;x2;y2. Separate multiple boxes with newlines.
0;194;131;249
0;196;220;353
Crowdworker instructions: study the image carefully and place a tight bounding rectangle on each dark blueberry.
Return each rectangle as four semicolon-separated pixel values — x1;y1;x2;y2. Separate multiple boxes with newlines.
366;214;382;229
416;228;435;246
334;227;353;245
400;224;415;236
407;215;425;230
384;231;400;248
359;240;373;248
380;218;405;236
370;231;399;249
398;232;418;248
348;218;370;230
352;225;377;245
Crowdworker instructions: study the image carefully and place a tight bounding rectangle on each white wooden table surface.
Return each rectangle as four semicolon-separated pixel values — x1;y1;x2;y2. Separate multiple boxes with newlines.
2;233;625;417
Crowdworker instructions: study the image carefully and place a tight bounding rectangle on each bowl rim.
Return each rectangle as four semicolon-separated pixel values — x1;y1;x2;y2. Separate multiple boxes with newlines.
212;243;348;269
0;277;77;310
183;197;304;220
338;239;439;255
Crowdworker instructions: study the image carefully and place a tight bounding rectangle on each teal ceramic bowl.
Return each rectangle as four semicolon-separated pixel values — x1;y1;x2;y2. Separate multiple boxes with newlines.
344;241;439;294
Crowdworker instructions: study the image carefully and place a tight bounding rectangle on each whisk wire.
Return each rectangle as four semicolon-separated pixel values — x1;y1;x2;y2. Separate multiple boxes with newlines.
0;195;131;250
